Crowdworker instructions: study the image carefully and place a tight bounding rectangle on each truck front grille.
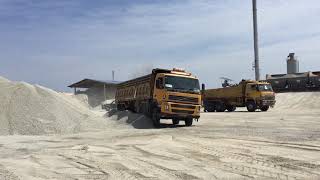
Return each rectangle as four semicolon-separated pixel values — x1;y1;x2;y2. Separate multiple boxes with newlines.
171;109;194;114
168;95;199;104
171;104;195;109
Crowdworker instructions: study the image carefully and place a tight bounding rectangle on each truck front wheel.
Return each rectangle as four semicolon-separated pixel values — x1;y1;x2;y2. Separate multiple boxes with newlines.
206;105;215;112
185;118;193;126
216;103;226;112
152;109;161;128
226;105;236;112
260;106;269;112
172;118;180;125
246;101;257;112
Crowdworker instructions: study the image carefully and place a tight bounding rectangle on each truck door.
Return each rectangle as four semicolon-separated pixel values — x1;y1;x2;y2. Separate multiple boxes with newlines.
153;74;166;105
245;84;257;102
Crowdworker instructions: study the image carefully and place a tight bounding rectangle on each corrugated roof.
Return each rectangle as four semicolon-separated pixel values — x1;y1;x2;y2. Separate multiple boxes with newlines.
68;79;121;88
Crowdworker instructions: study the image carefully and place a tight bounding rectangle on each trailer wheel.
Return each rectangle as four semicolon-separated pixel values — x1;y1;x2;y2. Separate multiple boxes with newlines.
172;118;179;125
117;104;125;111
216;102;226;112
129;102;136;113
226;105;236;112
206;105;215;112
135;103;141;113
246;101;257;112
152;109;161;128
260;105;269;112
185;118;193;127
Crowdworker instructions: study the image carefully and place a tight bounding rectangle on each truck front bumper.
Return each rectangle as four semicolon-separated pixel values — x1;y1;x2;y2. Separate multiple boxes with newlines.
160;102;201;119
261;100;276;107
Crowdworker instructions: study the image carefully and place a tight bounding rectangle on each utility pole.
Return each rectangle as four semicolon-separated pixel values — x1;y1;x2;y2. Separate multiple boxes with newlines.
252;0;260;81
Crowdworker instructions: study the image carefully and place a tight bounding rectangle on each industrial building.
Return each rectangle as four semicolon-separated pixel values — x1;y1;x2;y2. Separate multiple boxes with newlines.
266;53;320;92
68;79;120;107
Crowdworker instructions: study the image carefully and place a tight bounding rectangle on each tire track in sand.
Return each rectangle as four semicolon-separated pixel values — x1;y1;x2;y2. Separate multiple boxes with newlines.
173;137;320;180
59;153;151;180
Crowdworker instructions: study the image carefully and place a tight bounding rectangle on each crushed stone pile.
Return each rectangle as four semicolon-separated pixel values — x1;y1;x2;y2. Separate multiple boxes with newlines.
0;76;109;135
274;92;320;111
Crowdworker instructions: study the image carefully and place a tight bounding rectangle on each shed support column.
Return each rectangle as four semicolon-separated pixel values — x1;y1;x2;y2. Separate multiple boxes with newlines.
74;87;77;94
104;84;106;100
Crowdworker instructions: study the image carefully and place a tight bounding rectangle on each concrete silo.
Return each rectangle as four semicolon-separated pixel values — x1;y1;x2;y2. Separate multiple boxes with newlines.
287;53;299;74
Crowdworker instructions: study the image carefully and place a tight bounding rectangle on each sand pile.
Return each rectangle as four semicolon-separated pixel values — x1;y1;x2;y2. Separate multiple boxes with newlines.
274;92;320;111
0;76;108;135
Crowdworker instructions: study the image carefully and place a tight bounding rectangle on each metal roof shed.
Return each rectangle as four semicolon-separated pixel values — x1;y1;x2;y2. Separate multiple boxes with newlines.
68;79;120;89
68;79;121;103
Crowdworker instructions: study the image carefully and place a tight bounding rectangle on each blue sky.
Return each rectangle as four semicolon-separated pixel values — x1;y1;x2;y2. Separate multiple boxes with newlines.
0;0;320;91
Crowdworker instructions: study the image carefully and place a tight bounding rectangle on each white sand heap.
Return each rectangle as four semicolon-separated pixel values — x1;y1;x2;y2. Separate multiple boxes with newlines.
274;92;320;111
0;76;108;135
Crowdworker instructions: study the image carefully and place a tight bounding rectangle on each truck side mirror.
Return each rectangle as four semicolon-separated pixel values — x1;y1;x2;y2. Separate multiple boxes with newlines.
156;78;164;89
201;83;205;91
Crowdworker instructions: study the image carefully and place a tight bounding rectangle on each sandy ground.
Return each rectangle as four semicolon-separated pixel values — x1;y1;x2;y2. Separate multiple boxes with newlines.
1;93;320;180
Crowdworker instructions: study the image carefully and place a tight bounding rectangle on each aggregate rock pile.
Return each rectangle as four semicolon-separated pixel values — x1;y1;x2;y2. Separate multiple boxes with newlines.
274;92;320;111
0;76;108;135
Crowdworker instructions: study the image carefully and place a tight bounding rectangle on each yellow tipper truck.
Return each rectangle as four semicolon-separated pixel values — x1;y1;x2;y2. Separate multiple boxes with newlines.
115;68;201;127
202;80;276;112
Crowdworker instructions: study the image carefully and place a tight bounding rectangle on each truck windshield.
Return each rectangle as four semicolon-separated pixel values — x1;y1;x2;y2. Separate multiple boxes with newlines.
165;76;200;93
258;84;273;91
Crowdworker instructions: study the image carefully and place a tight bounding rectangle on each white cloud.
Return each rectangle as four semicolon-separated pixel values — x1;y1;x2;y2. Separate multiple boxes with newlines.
0;0;319;90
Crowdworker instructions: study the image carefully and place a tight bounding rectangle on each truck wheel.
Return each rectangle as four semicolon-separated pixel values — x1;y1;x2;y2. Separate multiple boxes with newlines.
172;118;179;125
207;106;215;112
227;105;236;112
185;118;193;127
117;104;125;111
152;109;161;128
216;103;226;112
246;101;257;112
135;104;141;113
260;106;269;112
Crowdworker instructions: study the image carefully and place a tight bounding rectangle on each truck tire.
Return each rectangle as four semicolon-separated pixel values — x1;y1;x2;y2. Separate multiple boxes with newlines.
185;117;193;127
152;109;161;128
130;102;136;113
172;118;179;125
216;102;226;112
260;105;269;112
246;101;257;112
226;105;236;112
117;104;125;111
135;103;141;113
206;105;215;112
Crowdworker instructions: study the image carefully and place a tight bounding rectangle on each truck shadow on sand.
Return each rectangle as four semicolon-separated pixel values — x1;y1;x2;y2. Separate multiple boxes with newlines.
106;109;187;129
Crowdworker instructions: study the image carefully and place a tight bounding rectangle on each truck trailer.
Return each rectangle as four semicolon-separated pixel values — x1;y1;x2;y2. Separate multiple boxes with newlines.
115;68;201;127
202;80;276;112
